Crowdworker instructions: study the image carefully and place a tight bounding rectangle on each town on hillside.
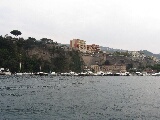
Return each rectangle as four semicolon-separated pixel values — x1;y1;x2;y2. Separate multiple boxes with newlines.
69;39;160;76
0;31;160;76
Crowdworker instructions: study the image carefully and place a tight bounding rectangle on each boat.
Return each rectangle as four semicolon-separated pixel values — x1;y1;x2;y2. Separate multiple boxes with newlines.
121;72;130;76
86;71;94;76
113;73;121;76
15;73;23;76
50;72;57;76
152;72;160;76
136;72;143;76
61;72;70;76
0;68;11;75
96;71;105;76
69;71;78;76
78;72;87;76
104;72;113;76
34;72;48;76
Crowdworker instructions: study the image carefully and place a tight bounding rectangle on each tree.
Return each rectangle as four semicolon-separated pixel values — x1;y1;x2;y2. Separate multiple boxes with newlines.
40;38;53;44
104;60;110;65
10;30;22;37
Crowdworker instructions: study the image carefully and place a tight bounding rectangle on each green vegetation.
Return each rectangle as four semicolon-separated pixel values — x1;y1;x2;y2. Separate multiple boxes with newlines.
69;50;83;73
113;51;131;57
150;64;160;72
0;33;83;73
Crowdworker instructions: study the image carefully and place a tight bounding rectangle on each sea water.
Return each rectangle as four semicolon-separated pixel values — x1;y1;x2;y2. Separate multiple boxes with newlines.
0;75;160;120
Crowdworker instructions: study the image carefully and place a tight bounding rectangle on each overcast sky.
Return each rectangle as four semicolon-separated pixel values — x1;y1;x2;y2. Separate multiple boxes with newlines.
1;0;160;53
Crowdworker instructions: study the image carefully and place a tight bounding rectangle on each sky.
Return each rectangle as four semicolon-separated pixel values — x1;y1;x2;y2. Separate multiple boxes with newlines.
1;0;160;53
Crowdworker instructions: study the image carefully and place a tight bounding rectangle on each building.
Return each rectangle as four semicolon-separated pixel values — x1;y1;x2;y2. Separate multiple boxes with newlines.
70;39;87;53
101;64;126;73
70;39;102;53
128;51;146;60
87;44;101;53
90;65;101;73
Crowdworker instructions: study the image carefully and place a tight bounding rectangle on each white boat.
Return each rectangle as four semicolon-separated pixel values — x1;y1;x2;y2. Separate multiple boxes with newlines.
104;72;113;76
78;72;87;76
15;73;23;76
93;73;98;76
4;71;11;75
50;72;57;76
96;71;105;76
121;72;130;76
23;72;33;75
69;71;78;76
61;72;70;76
114;73;121;76
87;71;94;76
34;72;48;76
152;72;160;76
136;72;143;76
0;68;11;75
15;72;33;76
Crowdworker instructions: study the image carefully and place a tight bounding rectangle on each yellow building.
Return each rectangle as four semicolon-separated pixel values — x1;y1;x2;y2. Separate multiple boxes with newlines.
90;65;101;73
101;64;126;73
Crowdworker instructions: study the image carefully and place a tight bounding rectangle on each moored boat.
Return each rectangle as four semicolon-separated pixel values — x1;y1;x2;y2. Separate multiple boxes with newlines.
50;72;57;76
0;68;11;75
34;72;48;76
152;72;160;76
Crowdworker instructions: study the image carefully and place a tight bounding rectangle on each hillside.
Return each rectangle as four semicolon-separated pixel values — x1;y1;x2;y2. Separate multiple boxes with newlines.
0;36;83;73
58;45;160;59
100;46;160;59
140;50;160;59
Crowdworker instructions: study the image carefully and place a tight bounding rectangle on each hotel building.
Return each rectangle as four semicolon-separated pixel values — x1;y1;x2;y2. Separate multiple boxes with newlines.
70;39;87;53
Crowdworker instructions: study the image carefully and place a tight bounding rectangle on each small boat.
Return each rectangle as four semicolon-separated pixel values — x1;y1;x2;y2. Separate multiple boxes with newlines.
15;73;23;76
61;72;70;76
136;72;143;76
96;71;105;76
113;73;121;76
121;72;130;76
78;72;87;76
0;68;11;75
104;72;113;76
34;72;48;76
50;72;57;76
152;72;160;76
69;71;78;76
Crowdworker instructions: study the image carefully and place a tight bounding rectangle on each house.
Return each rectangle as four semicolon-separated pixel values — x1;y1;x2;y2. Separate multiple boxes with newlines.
101;64;127;73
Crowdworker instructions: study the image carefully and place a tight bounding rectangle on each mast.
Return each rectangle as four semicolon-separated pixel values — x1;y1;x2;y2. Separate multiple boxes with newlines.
19;54;22;72
20;62;22;72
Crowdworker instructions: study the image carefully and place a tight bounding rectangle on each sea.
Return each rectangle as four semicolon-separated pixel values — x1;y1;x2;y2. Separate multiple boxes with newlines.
0;75;160;120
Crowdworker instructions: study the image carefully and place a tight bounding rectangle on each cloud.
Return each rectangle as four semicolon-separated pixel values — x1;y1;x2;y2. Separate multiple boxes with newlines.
1;0;160;53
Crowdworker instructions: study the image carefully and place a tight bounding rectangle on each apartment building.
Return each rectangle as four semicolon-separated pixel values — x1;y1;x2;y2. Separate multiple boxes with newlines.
87;44;101;53
70;39;87;52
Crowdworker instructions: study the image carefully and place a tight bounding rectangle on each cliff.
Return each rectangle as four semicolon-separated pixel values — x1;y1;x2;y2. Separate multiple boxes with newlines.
0;36;83;73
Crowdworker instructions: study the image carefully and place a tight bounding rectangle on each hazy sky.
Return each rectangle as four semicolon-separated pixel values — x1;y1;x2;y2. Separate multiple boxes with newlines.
1;0;160;53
